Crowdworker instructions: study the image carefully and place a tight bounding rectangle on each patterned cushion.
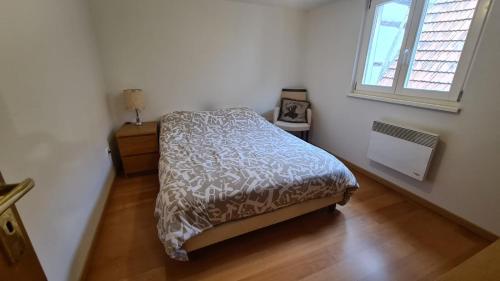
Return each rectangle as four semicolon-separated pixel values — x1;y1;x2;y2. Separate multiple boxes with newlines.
278;98;310;123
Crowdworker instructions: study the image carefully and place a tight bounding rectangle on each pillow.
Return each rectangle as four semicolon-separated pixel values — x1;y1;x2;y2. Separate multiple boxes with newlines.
278;98;310;123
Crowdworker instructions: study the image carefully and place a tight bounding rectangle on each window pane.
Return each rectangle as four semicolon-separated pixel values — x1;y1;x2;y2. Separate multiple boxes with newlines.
362;1;411;87
405;0;479;92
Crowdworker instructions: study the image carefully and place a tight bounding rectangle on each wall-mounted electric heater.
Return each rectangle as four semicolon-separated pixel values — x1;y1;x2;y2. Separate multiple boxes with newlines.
367;121;439;181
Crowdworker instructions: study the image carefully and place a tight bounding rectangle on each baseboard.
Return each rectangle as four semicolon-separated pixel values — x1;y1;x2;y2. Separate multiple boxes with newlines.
77;167;116;281
336;155;498;242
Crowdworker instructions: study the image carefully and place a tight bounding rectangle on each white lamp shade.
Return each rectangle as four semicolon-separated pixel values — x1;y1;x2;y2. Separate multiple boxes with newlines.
123;89;145;111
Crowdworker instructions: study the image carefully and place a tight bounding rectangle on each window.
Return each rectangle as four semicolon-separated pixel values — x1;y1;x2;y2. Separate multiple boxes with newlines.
352;0;491;111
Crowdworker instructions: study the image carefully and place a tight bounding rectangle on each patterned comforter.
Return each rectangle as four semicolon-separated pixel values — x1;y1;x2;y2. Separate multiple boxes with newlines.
155;108;358;261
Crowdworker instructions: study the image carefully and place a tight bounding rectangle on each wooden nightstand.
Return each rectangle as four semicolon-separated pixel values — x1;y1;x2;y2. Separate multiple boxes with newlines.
116;121;159;176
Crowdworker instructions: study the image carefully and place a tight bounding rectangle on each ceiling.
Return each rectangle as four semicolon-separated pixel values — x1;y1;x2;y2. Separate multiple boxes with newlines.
229;0;333;10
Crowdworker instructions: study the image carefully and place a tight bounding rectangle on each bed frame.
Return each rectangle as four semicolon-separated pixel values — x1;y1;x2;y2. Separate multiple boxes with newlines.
183;187;357;253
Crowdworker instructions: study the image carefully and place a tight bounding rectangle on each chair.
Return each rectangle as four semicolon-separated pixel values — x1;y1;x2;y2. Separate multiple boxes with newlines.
273;89;312;142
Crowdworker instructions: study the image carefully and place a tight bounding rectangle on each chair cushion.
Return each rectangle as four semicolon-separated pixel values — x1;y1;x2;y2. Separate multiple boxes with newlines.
278;98;310;123
274;121;310;132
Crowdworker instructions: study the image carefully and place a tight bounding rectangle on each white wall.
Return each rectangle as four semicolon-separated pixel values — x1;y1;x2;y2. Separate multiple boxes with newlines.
89;0;305;125
0;0;114;280
304;0;500;235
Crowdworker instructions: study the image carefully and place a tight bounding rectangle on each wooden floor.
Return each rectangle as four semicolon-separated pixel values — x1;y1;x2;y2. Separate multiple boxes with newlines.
85;172;490;281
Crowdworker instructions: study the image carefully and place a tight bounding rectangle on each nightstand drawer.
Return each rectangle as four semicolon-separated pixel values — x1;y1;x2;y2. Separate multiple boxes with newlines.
118;135;158;156
122;153;159;174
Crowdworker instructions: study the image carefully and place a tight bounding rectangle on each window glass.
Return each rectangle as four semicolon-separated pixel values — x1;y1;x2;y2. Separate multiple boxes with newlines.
362;1;411;87
404;0;479;91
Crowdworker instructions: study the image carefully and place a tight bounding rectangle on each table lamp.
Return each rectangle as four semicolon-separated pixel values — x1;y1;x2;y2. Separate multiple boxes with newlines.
123;89;145;126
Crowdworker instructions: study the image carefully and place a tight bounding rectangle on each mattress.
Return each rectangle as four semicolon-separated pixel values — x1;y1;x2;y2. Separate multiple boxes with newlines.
155;108;358;261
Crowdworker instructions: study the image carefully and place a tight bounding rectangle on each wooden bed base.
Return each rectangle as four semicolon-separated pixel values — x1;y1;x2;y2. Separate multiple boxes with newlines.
183;188;356;253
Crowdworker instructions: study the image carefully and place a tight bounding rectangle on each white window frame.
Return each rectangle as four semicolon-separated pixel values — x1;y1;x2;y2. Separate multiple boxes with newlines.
351;0;492;112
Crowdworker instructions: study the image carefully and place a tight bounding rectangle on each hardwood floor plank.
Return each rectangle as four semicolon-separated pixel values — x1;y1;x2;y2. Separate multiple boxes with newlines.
85;172;490;281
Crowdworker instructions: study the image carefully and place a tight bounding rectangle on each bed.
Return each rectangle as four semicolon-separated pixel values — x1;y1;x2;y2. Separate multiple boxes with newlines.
155;107;358;261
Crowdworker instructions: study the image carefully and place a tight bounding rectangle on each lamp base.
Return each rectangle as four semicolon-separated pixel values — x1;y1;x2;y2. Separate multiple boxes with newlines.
135;109;143;126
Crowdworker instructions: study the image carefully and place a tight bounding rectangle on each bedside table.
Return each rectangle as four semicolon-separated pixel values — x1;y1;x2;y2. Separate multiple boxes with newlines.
116;121;159;176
